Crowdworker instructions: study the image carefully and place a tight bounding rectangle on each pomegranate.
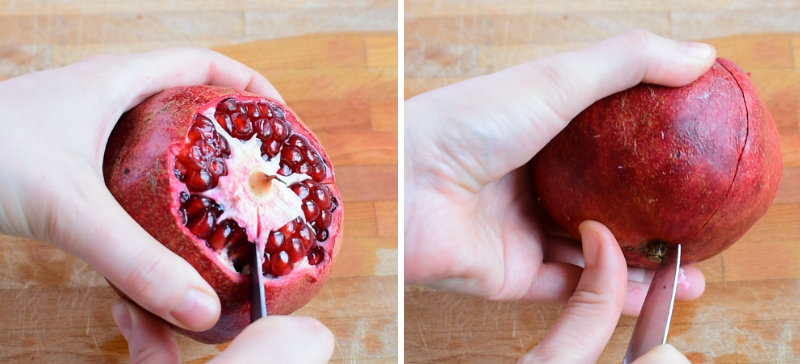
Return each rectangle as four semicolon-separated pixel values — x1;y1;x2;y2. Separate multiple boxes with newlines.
103;86;343;343
532;58;781;269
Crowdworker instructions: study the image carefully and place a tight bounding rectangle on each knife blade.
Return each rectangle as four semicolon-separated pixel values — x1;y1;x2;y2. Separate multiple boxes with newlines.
623;244;682;364
250;244;268;322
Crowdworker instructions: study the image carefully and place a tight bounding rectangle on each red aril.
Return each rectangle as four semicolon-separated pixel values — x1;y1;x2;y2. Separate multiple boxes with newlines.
103;86;343;343
532;58;781;269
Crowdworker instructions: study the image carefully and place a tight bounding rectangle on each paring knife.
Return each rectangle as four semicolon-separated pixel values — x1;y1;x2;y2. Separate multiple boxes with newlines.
623;244;682;364
250;245;268;322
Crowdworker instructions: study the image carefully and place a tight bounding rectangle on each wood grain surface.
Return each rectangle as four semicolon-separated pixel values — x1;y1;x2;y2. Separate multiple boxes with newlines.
405;1;800;363
0;1;398;363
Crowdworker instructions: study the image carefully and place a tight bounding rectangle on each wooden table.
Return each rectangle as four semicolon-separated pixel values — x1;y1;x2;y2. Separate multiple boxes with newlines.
0;1;398;363
405;1;800;363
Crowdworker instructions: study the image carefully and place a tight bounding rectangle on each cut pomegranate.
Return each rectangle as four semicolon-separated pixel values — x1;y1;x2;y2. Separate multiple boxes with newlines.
103;86;343;343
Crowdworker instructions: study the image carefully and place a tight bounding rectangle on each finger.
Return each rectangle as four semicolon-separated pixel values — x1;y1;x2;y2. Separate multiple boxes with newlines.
413;30;716;184
499;29;716;146
111;299;181;364
72;47;282;110
58;179;220;332
622;265;706;316
208;316;335;364
540;236;705;313
631;344;690;364
520;220;627;363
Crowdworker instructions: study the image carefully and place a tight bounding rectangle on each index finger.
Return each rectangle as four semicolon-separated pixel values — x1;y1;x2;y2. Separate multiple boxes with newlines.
86;47;283;110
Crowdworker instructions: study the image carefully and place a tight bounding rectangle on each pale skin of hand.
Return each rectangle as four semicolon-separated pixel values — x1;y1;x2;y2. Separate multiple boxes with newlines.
405;30;714;363
0;48;333;363
111;298;334;364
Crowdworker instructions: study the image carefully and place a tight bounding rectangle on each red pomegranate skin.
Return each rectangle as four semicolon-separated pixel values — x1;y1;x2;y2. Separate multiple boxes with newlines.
103;86;343;343
532;58;781;269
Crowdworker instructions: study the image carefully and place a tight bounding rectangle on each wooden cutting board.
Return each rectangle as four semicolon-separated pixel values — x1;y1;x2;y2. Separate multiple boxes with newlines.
0;31;398;363
404;28;800;364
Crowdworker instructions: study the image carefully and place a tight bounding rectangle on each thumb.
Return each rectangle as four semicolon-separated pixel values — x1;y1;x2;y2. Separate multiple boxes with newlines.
519;220;627;364
498;29;717;157
632;344;690;364
57;179;220;332
408;30;716;185
208;316;335;364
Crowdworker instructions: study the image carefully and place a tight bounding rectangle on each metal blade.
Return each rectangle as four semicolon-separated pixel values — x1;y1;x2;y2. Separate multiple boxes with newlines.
250;245;268;322
623;244;682;364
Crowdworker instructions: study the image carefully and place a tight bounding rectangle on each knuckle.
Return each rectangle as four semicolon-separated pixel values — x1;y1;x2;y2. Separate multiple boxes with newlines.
119;252;174;313
622;28;656;50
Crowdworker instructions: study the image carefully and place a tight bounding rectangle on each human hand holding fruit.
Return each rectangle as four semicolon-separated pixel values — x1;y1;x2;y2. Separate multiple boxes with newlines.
0;48;334;362
405;30;717;362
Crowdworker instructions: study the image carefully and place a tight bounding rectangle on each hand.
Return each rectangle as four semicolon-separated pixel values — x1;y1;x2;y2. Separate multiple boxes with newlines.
516;221;689;363
404;30;712;314
0;48;282;332
111;299;334;363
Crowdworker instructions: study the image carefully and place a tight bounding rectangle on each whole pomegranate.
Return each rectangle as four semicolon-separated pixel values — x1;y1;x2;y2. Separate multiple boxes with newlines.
532;58;781;269
103;86;343;343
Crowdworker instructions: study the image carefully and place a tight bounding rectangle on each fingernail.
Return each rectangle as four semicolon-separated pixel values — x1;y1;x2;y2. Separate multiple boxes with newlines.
579;222;601;267
171;289;220;330
111;301;133;334
680;42;713;60
628;267;647;283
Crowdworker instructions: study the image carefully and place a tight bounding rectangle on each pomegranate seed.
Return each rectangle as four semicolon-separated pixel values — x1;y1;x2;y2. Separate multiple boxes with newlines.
227;239;253;273
316;229;329;242
290;183;310;199
179;146;203;169
272;105;286;120
272;119;290;142
311;163;326;182
208;219;245;252
216;134;231;157
200;142;217;157
209;158;227;177
285;237;305;262
299;224;314;248
297;162;311;175
266;231;284;254
185;169;214;191
188;117;215;143
218;98;237;113
183;195;210;219
174;160;188;180
178;209;188;226
304;148;320;165
179;191;190;203
208;221;232;251
280;219;297;236
302;200;320;221
331;197;339;212
307;245;325;265
193;115;216;132
262;140;282;158
281;146;303;167
255;118;272;141
287;135;306;149
215;113;234;135
245;102;261;119
278;163;292;176
271;251;293;276
257;101;271;118
317;209;332;229
312;186;332;209
189;211;216;239
231;112;254;140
